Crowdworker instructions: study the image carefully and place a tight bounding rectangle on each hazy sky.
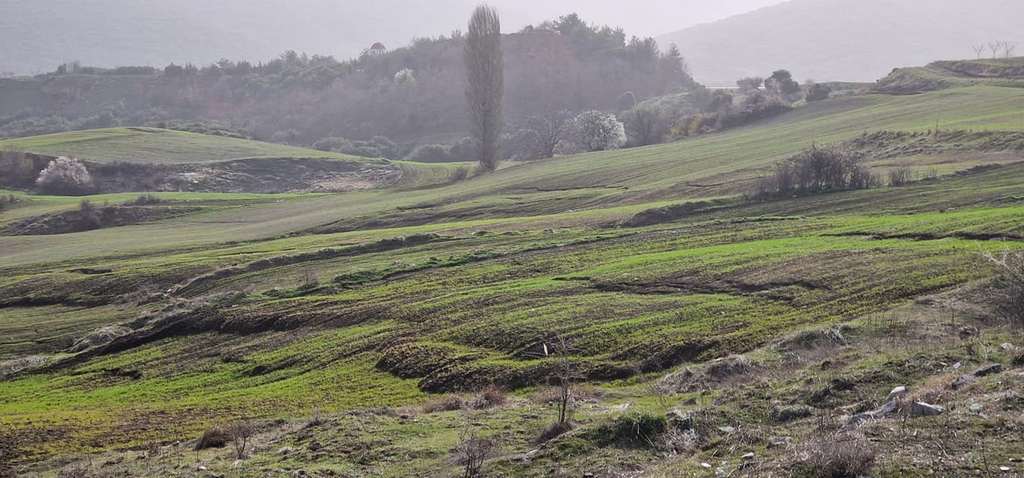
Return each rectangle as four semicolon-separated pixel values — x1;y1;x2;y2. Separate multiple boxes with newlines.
0;0;786;74
456;0;787;37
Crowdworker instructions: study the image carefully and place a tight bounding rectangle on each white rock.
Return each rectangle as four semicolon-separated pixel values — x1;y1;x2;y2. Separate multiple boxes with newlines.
910;401;944;417
886;386;908;401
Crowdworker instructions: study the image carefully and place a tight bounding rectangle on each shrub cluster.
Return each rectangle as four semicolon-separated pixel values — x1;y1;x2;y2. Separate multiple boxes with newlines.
595;411;667;447
313;135;400;160
36;157;95;196
757;145;878;197
792;431;876;478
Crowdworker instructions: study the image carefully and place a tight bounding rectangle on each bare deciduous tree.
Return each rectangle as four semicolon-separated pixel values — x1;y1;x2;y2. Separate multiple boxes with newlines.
1004;42;1017;58
452;430;496;478
464;5;504;172
547;335;582;425
230;421;255;459
972;44;986;59
526;110;572;159
983;250;1024;330
989;41;1003;59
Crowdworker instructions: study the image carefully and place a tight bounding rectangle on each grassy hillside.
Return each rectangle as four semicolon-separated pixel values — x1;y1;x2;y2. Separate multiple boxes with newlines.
0;127;376;164
876;58;1024;94
3;82;1024;476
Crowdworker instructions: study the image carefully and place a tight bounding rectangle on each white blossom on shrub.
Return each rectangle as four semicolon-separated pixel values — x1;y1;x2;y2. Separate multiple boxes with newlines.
35;156;94;195
565;111;627;152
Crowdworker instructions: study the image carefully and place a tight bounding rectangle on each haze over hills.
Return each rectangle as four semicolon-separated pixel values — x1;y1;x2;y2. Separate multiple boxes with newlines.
659;0;1024;85
0;0;781;76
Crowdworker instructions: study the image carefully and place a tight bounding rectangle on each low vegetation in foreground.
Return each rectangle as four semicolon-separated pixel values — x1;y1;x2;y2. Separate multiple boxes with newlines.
2;75;1024;477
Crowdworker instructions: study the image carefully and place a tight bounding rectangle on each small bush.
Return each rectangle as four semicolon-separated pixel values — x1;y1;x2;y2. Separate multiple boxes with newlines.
805;82;833;102
57;464;90;478
792;431;876;478
888;166;913;187
451;166;470;182
451;431;496;478
298;269;320;290
984;250;1024;329
307;406;324;427
36;156;95;195
77;200;102;230
230;420;256;459
129;194;162;205
422;395;465;413
598;411;667;447
194;426;230;450
468;385;507;410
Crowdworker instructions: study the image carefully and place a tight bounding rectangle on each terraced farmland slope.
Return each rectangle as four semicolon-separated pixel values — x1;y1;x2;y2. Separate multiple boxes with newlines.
0;127;463;195
2;82;1024;477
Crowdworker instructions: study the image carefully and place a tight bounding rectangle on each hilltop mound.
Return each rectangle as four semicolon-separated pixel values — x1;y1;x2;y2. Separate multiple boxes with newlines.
875;58;1024;94
659;0;1024;85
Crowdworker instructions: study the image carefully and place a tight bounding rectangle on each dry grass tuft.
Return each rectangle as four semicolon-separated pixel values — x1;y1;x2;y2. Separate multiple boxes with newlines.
792;430;876;478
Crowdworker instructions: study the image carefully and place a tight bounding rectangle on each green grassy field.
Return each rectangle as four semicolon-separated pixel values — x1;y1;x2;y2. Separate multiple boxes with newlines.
0;127;380;164
3;83;1024;476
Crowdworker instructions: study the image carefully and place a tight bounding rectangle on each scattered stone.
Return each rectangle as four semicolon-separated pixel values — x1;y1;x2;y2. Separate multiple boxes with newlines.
700;463;712;469
847;400;898;426
307;440;322;452
768;437;790;448
278;446;293;456
886;386;909;402
1000;466;1011;472
969;403;984;413
910;401;944;417
1001;343;1018;353
952;362;963;370
742;452;756;461
718;426;735;434
771;404;814;423
951;374;976;390
973;363;1004;377
291;471;309;478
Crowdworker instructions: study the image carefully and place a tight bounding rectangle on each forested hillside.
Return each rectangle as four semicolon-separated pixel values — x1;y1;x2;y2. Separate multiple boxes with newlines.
0;15;697;152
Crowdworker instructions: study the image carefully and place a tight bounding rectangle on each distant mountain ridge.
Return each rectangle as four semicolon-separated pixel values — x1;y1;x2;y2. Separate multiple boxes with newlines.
658;0;1024;85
